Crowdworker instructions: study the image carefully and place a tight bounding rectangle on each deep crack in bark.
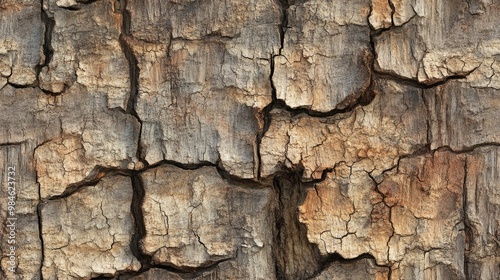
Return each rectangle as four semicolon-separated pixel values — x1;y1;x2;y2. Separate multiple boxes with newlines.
117;0;144;165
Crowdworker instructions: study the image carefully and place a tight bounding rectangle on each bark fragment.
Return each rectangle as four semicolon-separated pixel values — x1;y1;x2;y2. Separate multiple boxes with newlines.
0;0;43;86
39;0;130;109
464;147;500;279
139;165;275;278
274;0;373;112
0;143;42;279
126;0;281;179
425;80;500;150
0;1;499;279
261;79;427;180
375;1;500;85
41;174;140;279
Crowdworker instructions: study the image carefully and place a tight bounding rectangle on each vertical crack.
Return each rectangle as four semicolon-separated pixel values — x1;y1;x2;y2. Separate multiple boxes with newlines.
272;172;324;279
36;2;56;94
129;173;152;271
462;159;472;279
421;88;432;147
256;0;289;180
272;176;285;279
277;0;289;56
38;6;55;71
36;204;45;279
35;151;45;279
117;0;144;164
256;57;275;181
387;0;396;27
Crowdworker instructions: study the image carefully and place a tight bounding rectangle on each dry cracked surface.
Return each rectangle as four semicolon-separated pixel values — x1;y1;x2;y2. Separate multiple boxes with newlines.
0;0;499;279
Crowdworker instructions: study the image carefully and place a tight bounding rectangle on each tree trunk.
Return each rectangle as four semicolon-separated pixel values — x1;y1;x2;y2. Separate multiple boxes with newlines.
0;0;499;279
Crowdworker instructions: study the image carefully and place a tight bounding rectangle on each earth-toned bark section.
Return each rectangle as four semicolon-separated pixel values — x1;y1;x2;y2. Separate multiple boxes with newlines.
0;86;60;145
0;0;500;279
425;81;500;150
126;0;281;179
139;165;275;279
39;0;130;109
0;0;42;87
464;147;500;279
273;174;323;279
299;150;467;278
274;0;372;112
369;0;393;30
261;79;428;180
33;87;140;199
299;163;392;262
1;85;139;200
374;0;500;86
41;174;140;279
380;150;466;279
0;144;42;280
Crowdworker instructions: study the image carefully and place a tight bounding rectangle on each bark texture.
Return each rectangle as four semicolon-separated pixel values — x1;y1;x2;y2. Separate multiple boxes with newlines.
0;0;499;279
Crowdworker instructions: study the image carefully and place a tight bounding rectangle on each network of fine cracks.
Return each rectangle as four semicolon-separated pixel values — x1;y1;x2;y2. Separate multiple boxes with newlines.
27;0;500;279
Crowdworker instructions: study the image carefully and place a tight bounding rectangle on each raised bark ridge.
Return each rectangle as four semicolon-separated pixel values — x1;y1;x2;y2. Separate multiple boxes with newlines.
0;0;499;279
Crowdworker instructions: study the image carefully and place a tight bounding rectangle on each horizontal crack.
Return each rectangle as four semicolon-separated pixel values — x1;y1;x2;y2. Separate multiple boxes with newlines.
432;142;500;155
114;257;231;279
309;252;392;279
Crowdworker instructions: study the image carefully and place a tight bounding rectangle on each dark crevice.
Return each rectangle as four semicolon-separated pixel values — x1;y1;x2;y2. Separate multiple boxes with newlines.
128;173;151;275
115;258;228;280
171;35;236;43
256;56;277;181
271;95;375;118
379;67;478;89
151;257;231;274
217;164;271;189
77;0;100;5
308;253;392;279
141;159;216;172
272;171;326;280
5;82;39;89
277;0;289;56
118;0;143;163
45;166;130;201
40;84;69;96
37;7;55;74
304;167;334;185
387;0;396;27
34;140;47;280
0;141;27;147
321;252;383;266
37;204;45;280
36;3;69;95
60;6;81;11
257;0;289;181
462;158;472;279
36;163;45;280
433;142;500;155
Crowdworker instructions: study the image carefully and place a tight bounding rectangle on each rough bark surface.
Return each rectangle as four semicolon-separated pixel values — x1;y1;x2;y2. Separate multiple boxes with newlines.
0;0;499;279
